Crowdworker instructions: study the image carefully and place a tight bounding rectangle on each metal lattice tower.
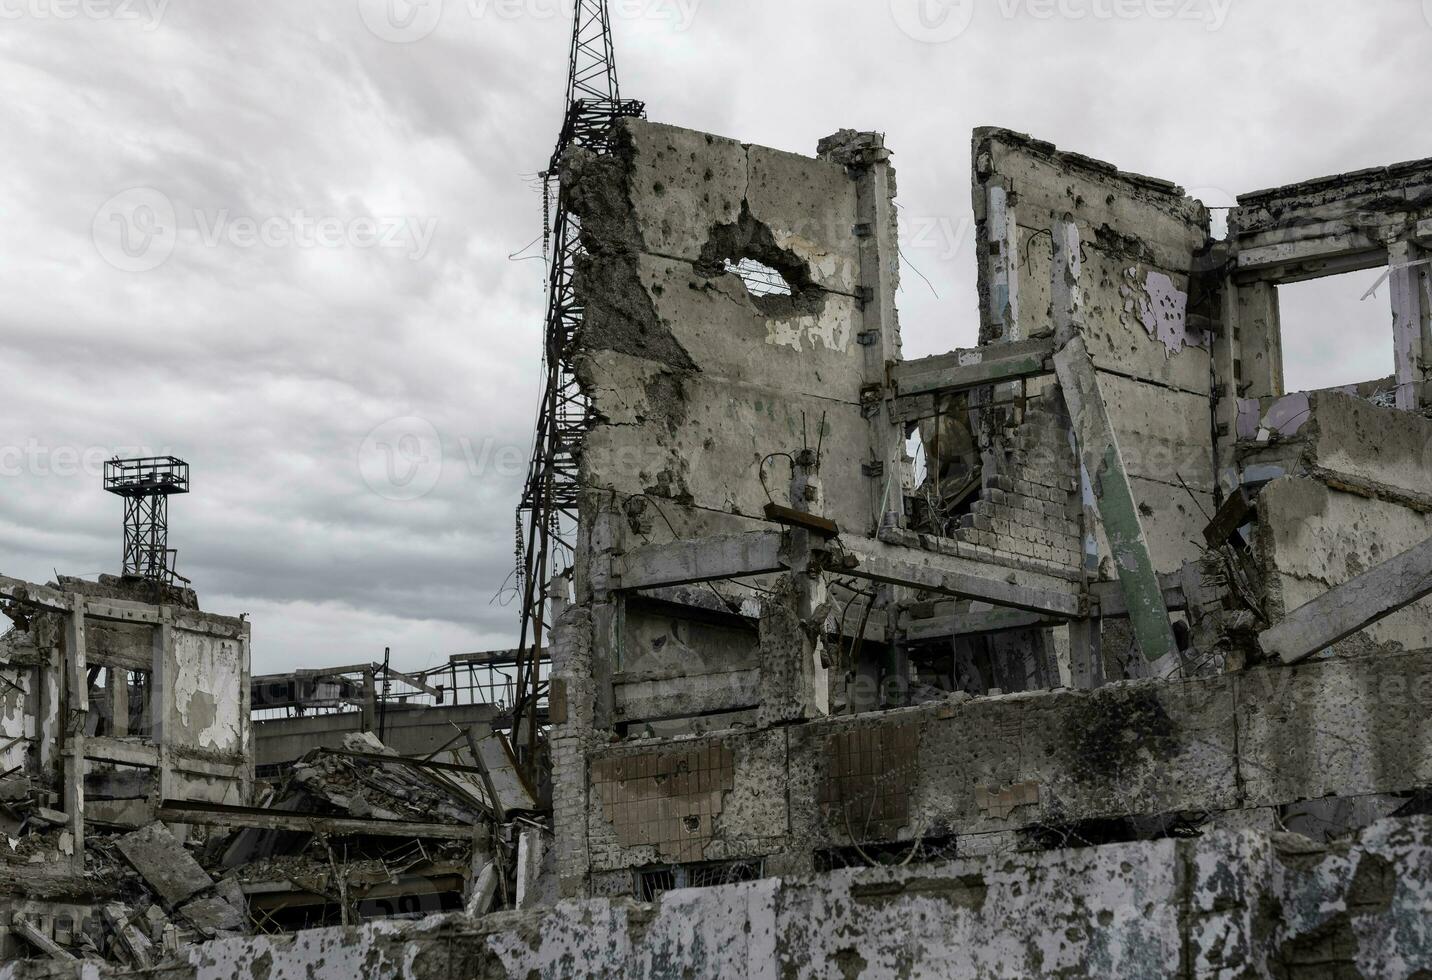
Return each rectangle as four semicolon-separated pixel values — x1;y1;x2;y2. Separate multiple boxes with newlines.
511;0;644;757
103;456;190;585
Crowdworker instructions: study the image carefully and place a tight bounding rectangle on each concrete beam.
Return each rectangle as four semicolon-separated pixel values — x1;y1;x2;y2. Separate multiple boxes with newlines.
903;607;1058;642
1260;533;1432;664
892;338;1056;402
1055;336;1178;662
614;531;786;591
839;540;1081;618
86;737;160;769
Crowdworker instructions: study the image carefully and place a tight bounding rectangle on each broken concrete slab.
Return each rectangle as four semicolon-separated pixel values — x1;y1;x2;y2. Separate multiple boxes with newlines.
115;822;214;908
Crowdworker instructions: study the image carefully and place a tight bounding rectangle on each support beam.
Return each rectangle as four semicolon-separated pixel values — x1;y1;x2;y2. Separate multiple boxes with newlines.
1055;336;1178;663
155;801;478;840
892;337;1055;410
839;541;1081;618
614;531;786;591
904;607;1059;643
1260;534;1432;665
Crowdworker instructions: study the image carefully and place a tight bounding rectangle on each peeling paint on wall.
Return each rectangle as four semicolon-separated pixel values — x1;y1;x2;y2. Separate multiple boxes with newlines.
1122;268;1197;355
764;314;852;354
171;632;244;753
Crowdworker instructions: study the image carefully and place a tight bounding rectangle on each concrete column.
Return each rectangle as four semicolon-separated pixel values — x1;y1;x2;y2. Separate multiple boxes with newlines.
63;596;86;872
1235;282;1284;400
37;639;61;782
986;183;1021;340
1390;240;1431;411
790;452;830;718
152;613;176;803
585;503;622;733
107;664;129;738
238;622;253;805
821;131;906;534
1213;271;1243;492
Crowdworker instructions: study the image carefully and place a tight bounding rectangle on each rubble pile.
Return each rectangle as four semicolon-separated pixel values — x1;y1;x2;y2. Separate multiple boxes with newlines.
1;732;549;966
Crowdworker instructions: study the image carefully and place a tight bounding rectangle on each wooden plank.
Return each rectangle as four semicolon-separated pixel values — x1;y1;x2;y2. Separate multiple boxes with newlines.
1203;486;1257;547
1261;535;1432;665
616;531;786;591
763;502;839;538
155;801;477;840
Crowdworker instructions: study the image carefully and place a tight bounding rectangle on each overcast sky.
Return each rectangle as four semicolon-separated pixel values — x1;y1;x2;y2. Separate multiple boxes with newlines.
1;0;1427;675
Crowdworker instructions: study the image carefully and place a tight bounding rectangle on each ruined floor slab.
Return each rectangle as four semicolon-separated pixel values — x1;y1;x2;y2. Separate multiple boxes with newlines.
7;817;1431;979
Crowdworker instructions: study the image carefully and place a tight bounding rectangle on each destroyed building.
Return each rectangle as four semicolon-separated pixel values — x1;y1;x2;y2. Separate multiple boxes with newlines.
0;574;542;969
8;114;1432;976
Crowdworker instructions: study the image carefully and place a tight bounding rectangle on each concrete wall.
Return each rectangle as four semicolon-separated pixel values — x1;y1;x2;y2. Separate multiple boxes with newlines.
569;119;876;541
17;817;1432;979
973;129;1215;575
1239;392;1432;655
576;648;1432;882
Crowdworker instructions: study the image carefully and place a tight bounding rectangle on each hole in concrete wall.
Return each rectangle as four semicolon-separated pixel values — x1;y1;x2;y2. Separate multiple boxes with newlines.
723;257;793;298
697;205;824;318
1278;268;1393;393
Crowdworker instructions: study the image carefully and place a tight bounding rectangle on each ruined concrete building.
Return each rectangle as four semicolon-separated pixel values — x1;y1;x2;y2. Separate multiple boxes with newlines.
9;119;1432;976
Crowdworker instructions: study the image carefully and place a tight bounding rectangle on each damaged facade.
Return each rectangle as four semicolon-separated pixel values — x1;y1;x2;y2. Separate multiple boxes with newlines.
8;116;1432;977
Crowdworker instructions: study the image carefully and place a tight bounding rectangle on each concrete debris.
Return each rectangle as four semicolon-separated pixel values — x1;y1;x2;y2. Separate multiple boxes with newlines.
115;823;214;909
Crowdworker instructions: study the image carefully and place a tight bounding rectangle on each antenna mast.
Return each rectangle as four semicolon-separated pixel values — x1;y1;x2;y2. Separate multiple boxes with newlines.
511;1;643;765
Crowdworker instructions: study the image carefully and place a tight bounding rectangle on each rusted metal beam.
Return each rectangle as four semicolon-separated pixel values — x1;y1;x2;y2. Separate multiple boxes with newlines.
155;800;477;840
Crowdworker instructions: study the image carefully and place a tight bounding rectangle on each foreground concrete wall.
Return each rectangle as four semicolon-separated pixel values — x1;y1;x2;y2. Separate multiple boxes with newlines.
14;817;1431;979
577;648;1432;878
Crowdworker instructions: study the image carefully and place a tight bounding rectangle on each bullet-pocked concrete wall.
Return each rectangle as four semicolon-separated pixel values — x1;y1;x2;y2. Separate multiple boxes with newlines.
1241;392;1432;654
17;817;1432;979
579;649;1432;877
569;119;876;542
973;128;1215;575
